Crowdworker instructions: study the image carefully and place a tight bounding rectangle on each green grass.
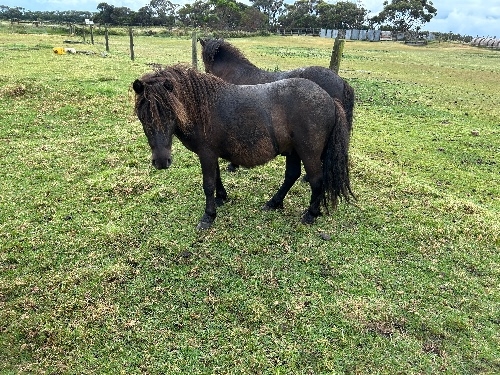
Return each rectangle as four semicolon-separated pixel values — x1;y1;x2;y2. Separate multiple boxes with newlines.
0;31;499;374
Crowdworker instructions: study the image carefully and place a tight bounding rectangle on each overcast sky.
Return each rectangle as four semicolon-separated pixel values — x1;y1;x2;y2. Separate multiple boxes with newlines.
2;0;499;37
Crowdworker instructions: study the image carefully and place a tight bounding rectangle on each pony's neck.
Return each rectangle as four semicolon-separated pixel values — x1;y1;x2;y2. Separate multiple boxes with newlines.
174;70;223;134
212;56;263;84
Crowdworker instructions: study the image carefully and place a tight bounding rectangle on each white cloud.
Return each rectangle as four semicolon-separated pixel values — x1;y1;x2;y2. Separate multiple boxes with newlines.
428;10;499;37
360;0;498;36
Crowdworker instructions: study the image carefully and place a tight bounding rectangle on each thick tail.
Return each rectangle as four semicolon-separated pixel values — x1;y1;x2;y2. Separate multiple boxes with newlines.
322;98;354;211
342;81;355;134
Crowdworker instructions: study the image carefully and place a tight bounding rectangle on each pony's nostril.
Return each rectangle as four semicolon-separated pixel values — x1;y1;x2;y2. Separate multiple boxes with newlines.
151;157;170;170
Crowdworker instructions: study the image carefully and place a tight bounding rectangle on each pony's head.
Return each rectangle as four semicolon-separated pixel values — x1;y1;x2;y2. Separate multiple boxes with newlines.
134;65;224;169
133;72;189;170
199;38;220;73
200;38;255;74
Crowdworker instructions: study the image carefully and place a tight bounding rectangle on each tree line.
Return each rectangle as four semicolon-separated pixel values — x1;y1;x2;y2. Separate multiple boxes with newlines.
1;0;439;34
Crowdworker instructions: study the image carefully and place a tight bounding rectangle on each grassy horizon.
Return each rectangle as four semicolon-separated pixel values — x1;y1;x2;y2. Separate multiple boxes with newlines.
0;30;499;374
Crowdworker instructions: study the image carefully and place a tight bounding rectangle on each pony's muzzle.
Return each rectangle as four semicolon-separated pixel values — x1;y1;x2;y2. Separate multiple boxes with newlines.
152;156;172;170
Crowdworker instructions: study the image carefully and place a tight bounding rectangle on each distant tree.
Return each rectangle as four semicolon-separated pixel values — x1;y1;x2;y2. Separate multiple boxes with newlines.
209;0;243;29
149;0;178;26
0;6;96;23
0;6;25;20
134;5;155;25
278;0;320;29
110;7;134;25
177;0;216;27
239;5;268;30
277;0;368;29
316;0;368;29
95;3;114;24
249;0;285;28
95;3;134;25
50;10;95;23
370;0;437;33
178;0;255;29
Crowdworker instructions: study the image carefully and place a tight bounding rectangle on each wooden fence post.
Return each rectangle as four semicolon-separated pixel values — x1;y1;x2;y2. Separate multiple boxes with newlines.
90;25;94;45
105;26;109;52
192;30;198;70
129;27;134;61
329;35;345;73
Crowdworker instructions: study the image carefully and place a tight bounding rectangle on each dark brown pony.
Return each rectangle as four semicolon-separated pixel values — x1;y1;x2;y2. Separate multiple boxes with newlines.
200;38;355;172
133;65;353;230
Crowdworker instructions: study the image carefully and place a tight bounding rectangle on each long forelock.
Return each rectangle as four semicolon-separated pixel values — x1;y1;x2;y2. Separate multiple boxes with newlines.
136;78;189;133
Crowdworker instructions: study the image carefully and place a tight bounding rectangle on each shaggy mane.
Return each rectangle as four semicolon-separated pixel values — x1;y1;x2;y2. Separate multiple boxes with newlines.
135;64;226;133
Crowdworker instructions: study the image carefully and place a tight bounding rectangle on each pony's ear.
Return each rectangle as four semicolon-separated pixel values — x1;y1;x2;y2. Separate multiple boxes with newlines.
132;79;144;94
163;79;174;91
199;38;206;47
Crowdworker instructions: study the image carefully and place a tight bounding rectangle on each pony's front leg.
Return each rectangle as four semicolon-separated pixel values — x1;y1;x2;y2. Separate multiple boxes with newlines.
197;154;219;230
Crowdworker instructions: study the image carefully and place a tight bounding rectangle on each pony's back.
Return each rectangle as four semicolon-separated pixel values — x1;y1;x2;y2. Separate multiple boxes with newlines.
201;38;354;132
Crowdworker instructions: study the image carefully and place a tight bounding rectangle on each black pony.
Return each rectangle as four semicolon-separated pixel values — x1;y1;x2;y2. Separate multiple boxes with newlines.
133;65;353;229
200;38;355;172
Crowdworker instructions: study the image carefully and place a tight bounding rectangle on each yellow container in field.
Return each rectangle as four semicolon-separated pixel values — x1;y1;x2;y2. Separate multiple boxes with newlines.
53;47;65;55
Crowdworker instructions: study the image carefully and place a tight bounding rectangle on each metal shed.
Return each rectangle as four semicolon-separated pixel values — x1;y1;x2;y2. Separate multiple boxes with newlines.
479;38;491;47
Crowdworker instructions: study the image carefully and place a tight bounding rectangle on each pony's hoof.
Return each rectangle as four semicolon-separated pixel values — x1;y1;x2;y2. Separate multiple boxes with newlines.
301;210;317;224
262;201;283;211
197;213;215;230
197;220;212;230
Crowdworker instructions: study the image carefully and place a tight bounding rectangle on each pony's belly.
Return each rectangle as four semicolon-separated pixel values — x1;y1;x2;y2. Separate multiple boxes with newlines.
225;139;278;168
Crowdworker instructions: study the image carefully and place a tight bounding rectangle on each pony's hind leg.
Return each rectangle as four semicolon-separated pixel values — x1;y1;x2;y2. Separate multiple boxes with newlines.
263;151;301;211
302;174;323;224
215;161;228;207
300;159;324;224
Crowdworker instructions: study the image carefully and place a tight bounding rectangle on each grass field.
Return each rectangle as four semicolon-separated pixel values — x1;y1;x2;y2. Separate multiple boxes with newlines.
0;28;499;374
